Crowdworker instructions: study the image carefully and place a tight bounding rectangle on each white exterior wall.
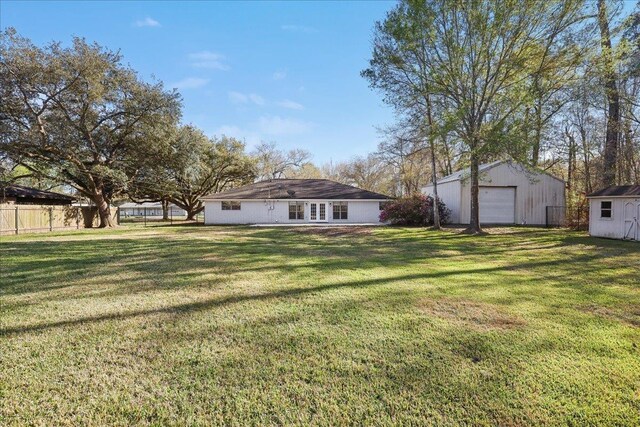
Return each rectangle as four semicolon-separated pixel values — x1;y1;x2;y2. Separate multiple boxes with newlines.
423;180;461;223
204;200;384;225
423;162;565;225
589;197;640;240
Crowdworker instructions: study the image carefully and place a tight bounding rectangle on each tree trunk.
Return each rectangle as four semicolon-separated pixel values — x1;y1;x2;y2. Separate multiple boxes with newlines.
597;0;620;186
531;101;543;166
82;206;98;228
185;204;203;221
162;199;170;221
465;153;483;234
430;146;440;230
92;192;114;228
425;98;440;229
579;126;592;194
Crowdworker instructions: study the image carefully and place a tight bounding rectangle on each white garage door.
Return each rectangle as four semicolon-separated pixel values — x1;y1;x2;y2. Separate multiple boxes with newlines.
479;187;515;224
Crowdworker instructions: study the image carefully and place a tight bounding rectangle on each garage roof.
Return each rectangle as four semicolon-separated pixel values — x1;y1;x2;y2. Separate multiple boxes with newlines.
433;161;503;184
587;185;640;198
201;179;392;200
424;160;564;186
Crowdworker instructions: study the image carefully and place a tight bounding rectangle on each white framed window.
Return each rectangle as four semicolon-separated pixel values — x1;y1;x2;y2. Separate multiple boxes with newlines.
288;202;304;220
221;201;241;211
333;202;348;220
600;201;612;219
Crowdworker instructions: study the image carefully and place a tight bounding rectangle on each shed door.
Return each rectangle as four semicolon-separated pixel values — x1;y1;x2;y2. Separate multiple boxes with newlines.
623;201;639;241
479;187;515;224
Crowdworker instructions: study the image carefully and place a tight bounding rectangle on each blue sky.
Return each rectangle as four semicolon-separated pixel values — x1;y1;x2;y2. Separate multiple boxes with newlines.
1;0;397;163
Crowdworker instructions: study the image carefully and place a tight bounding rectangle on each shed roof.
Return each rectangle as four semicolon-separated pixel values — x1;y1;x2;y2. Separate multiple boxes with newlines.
587;185;640;198
201;179;391;200
1;184;75;202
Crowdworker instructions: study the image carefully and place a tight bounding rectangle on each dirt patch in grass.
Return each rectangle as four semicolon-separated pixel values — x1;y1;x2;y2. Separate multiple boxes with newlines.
417;297;526;331
582;304;640;327
289;226;374;238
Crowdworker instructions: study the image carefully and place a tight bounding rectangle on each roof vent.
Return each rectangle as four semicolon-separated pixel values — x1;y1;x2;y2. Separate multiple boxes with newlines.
287;189;296;196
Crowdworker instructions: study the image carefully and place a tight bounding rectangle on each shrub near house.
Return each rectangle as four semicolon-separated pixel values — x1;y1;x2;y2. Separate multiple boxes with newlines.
380;194;450;226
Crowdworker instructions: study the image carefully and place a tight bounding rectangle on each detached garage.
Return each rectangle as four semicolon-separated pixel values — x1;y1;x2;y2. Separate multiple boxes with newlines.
422;160;565;226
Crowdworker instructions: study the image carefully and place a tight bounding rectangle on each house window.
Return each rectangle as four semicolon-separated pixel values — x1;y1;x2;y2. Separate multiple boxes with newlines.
600;201;612;218
221;201;241;210
333;202;348;220
289;202;304;220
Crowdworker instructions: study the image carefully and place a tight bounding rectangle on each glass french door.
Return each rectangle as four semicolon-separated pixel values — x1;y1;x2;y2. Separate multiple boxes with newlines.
309;202;327;222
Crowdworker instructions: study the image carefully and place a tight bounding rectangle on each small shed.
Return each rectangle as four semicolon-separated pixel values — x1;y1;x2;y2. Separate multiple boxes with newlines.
422;160;565;225
587;185;640;241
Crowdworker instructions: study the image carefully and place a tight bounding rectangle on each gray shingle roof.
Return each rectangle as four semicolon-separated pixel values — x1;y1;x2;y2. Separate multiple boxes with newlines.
201;179;392;200
587;185;640;198
1;184;75;202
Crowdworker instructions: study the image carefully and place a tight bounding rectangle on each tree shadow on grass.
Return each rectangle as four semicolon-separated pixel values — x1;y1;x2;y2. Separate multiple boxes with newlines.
4;250;638;336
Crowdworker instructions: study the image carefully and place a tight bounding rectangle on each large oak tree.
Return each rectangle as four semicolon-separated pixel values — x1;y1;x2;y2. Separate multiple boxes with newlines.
0;29;181;227
132;126;256;220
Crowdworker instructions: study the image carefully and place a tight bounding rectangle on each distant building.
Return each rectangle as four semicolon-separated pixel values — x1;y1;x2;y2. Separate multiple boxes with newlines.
117;202;186;217
587;185;640;241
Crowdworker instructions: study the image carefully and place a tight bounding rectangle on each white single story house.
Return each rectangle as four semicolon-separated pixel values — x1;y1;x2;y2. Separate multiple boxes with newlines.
201;179;392;225
422;160;565;225
118;202;186;218
587;185;640;241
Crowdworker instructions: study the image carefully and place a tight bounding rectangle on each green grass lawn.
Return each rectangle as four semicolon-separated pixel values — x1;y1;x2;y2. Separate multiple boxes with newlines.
1;225;639;426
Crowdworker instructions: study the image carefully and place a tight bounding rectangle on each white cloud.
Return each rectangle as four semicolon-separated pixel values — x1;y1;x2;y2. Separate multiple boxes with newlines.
135;17;161;27
273;71;287;80
188;51;229;70
229;91;265;106
228;91;248;104
249;94;265;106
281;24;318;34
257;116;312;136
277;99;304;110
170;77;210;90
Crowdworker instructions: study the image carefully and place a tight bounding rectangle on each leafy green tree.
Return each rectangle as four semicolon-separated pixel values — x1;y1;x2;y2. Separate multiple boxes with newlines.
134;126;256;220
0;29;181;226
364;0;586;233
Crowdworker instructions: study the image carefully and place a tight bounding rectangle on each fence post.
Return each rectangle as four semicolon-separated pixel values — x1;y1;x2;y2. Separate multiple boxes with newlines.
49;207;53;231
15;206;19;235
76;207;80;229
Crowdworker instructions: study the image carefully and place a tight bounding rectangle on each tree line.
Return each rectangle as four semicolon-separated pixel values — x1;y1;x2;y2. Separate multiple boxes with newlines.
0;30;302;226
360;0;639;233
2;1;639;232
